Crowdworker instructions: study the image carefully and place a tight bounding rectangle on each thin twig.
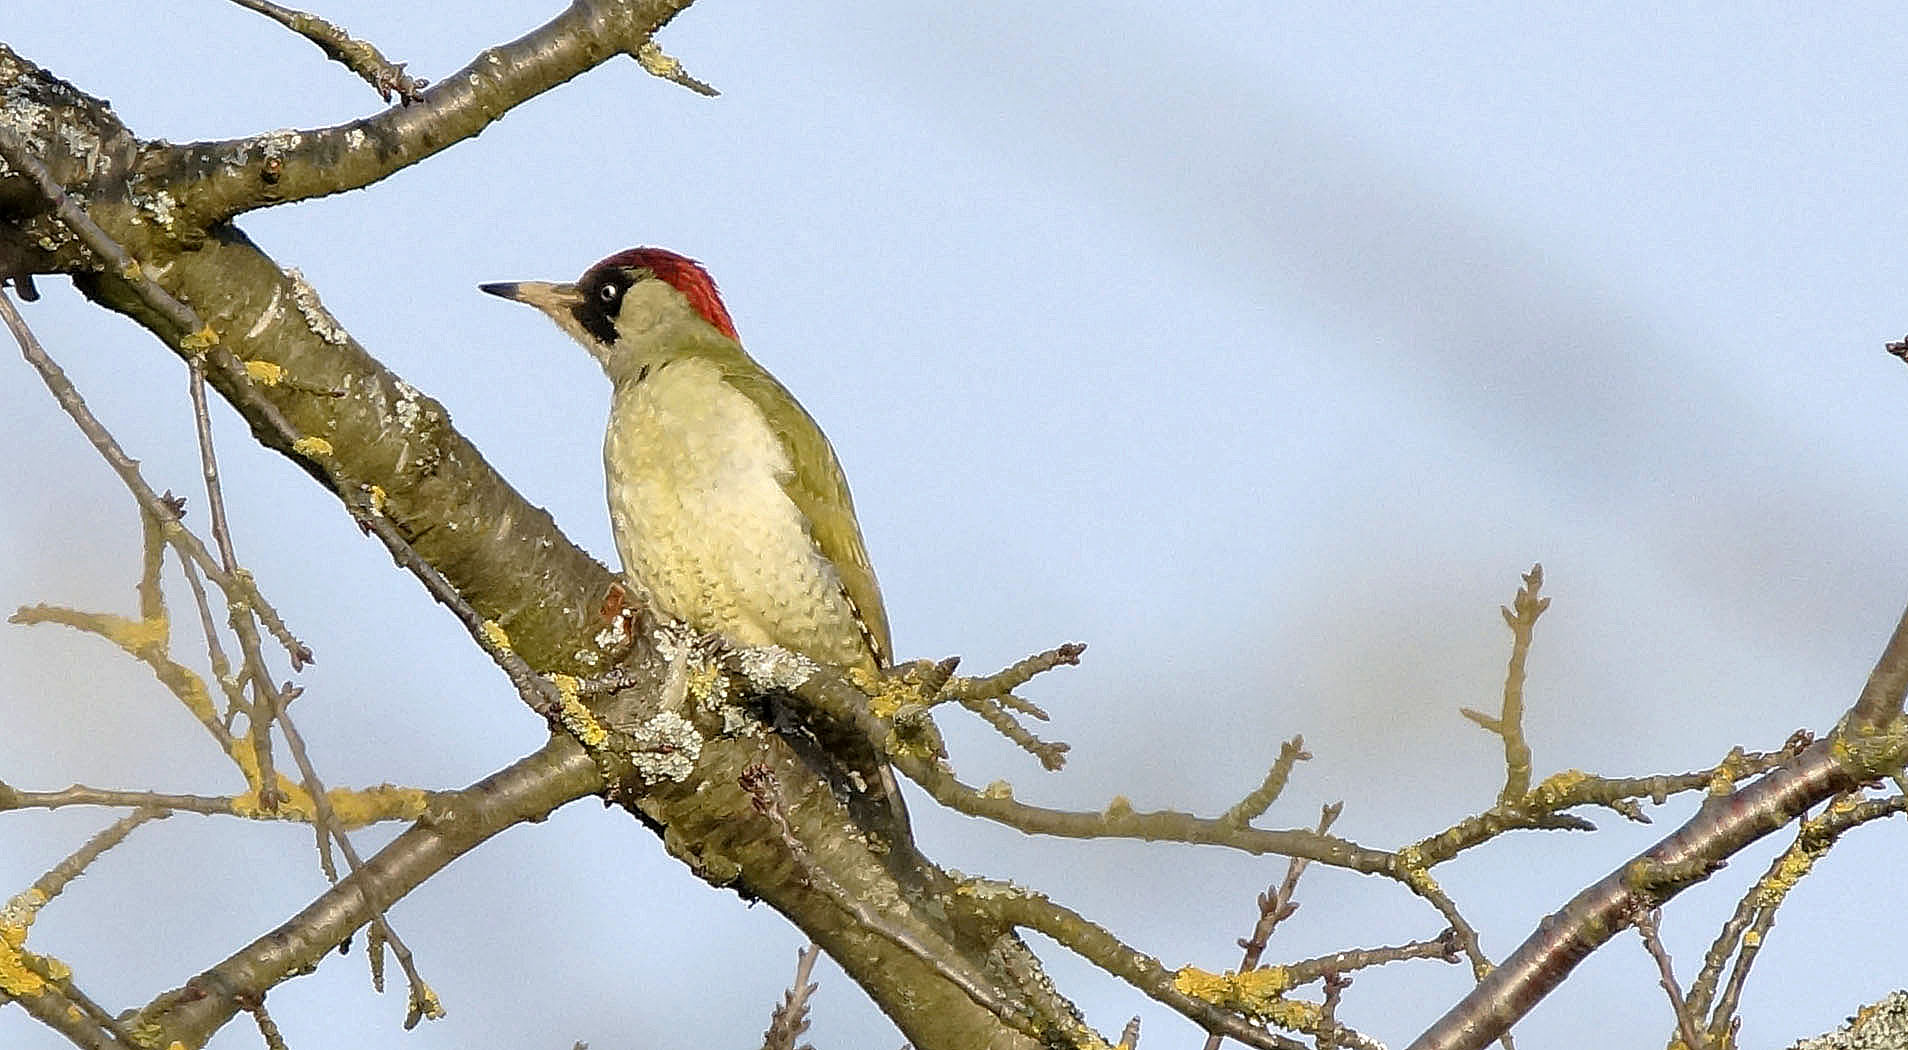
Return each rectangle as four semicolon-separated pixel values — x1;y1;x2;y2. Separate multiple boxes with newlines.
1317;973;1350;1050
0;136;610;766
20;808;170;906
1631;908;1704;1050
942;643;1086;701
0;280;308;669
1698;790;1907;1042
1;810;167;1048
175;548;252;730
1221;738;1312;828
981;883;1308;1050
262;684;442;1026
1459;565;1546;803
1283;929;1463;983
188;362;284;809
952;693;1069;769
0;782;437;823
1410;731;1814;867
1206;801;1341;1050
760;942;821;1050
241;992;291;1050
633;39;719;96
226;0;426;103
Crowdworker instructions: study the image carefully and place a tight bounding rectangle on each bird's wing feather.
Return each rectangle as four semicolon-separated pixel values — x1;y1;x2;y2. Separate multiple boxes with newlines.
720;364;893;668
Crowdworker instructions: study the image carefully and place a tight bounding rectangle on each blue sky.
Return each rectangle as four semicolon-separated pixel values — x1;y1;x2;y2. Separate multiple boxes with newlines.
4;3;1907;1047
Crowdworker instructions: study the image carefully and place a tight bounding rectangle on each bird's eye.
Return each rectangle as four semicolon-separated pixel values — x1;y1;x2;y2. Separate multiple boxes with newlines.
599;282;619;303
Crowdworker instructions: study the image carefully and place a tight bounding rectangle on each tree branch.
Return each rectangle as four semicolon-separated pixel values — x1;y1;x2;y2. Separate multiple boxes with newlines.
135;736;601;1046
155;0;706;228
1405;609;1908;1050
0;26;1080;1047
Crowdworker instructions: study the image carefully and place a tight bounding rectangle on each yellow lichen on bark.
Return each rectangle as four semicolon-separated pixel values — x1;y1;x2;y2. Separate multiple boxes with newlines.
548;673;608;748
228;779;429;827
1529;768;1589;805
1172;963;1297;1017
1756;847;1817;906
179;324;219;351
853;665;909;719
0;889;49;998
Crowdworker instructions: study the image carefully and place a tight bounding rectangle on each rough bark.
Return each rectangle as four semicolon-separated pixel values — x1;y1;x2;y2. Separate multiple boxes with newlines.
0;12;1070;1048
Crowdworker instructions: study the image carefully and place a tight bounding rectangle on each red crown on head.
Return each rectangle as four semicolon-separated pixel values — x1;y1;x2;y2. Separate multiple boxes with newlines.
591;247;739;341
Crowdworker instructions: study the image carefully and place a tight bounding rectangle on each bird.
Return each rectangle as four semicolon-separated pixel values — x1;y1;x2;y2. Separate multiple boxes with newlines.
480;248;908;835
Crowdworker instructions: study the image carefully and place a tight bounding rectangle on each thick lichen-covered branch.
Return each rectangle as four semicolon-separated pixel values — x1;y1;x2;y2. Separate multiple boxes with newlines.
0;36;1079;1046
149;0;707;228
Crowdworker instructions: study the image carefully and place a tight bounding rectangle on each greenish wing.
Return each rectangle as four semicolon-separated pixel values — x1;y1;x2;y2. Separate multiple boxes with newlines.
722;365;894;668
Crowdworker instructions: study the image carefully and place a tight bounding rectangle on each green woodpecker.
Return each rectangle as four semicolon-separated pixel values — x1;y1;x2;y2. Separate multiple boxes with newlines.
480;248;906;830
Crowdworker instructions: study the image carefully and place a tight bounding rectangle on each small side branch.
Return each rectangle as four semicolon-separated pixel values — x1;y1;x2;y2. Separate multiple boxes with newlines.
1850;603;1908;729
759;942;821;1050
1220;738;1311;828
1;809;166;1049
634;39;719;96
0;781;436;825
1629;908;1705;1050
227;0;426;103
1459;564;1547;804
0;153;626;783
980;884;1305;1050
1205;803;1344;1049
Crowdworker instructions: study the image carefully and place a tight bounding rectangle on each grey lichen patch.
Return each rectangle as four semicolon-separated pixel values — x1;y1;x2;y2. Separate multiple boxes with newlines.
626;711;702;783
956;876;1031;902
650;621;704;664
592;609;633;653
252;128;304;163
284;268;348;344
1;82;57;140
733;644;816;691
391;380;420;428
55;122;112;178
135;186;178;229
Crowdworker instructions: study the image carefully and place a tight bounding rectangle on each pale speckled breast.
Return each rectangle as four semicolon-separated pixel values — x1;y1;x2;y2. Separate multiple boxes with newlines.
602;357;868;666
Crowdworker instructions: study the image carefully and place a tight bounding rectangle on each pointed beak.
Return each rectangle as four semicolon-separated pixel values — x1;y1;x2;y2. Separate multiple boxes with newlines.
479;280;583;316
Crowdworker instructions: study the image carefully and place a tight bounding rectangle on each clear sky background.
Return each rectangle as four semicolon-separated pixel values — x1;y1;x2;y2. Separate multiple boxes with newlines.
4;3;1907;1048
